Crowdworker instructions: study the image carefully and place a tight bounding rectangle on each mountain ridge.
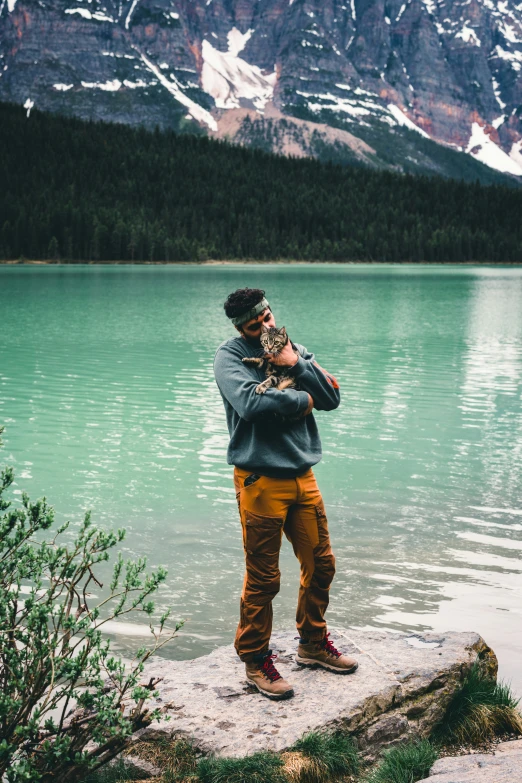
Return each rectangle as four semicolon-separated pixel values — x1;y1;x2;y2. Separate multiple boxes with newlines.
1;0;522;180
2;99;522;264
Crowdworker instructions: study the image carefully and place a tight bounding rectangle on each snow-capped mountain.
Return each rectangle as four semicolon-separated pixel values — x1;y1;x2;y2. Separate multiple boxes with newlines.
1;0;522;178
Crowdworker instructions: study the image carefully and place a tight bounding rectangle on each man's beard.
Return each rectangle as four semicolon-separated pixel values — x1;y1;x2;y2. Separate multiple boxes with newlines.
242;332;262;346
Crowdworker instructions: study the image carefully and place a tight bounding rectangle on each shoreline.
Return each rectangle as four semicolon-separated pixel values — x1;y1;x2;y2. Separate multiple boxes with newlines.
2;259;522;267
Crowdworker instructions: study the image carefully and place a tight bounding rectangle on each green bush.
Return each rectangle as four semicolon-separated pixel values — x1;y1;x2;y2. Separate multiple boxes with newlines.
0;426;181;782
291;730;360;779
197;751;286;783
365;739;438;783
433;660;522;745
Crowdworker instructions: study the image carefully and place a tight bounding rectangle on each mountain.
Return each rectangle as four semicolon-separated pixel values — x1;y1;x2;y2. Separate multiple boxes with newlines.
1;0;522;181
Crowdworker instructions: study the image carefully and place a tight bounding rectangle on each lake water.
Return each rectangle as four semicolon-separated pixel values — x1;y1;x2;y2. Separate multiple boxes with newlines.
1;264;522;695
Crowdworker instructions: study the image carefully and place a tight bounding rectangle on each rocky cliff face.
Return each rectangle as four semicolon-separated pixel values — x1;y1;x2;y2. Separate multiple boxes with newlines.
1;0;521;179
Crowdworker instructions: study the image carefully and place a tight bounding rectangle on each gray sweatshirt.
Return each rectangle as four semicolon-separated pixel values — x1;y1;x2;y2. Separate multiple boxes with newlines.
213;336;341;477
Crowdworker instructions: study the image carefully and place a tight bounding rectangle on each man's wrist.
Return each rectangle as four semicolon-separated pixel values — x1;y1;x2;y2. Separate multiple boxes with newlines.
286;350;299;368
288;353;306;376
272;347;300;368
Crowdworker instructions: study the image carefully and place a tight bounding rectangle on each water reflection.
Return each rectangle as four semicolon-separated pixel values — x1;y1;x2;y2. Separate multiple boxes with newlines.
0;265;521;694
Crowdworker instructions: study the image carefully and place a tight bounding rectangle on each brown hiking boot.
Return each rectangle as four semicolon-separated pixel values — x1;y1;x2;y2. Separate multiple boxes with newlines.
245;650;295;700
295;633;358;674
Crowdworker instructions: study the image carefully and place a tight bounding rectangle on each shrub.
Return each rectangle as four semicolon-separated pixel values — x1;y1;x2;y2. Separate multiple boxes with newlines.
197;751;286;783
124;738;199;782
285;730;360;782
365;739;438;783
433;660;522;746
0;426;181;782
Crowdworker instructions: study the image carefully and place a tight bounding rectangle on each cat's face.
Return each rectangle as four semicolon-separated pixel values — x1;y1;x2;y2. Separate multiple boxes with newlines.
260;325;288;355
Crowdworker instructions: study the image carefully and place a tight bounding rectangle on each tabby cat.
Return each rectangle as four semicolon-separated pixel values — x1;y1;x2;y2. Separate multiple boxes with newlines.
242;325;298;394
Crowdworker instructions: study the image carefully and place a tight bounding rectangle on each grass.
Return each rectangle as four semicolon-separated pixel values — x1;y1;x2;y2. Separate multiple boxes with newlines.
433;661;522;746
364;740;438;783
125;739;199;782
197;750;287;783
81;739;200;783
81;758;143;782
285;731;360;782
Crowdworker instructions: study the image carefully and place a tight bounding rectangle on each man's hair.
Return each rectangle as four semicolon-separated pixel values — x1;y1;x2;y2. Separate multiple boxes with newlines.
223;288;266;320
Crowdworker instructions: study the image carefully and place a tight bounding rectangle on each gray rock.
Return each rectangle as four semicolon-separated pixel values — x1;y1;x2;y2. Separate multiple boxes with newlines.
127;627;494;760
108;754;162;779
417;739;522;782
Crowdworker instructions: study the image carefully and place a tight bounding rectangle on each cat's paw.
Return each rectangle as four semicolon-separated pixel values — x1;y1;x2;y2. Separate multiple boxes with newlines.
276;377;296;391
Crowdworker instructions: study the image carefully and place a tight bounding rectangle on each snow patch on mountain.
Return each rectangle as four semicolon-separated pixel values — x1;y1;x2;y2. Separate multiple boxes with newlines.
492;76;506;109
455;22;481;46
65;8;115;21
81;79;122;90
123;79;149;88
297;87;386;119
24;97;33;116
422;0;437;15
227;27;253;56
297;90;373;117
466;122;522;175
493;44;522;70
125;0;140;29
510;139;522;168
387;104;430;137
201;31;276;111
137;50;217;130
65;8;92;19
396;2;408;22
498;19;522;43
53;83;74;91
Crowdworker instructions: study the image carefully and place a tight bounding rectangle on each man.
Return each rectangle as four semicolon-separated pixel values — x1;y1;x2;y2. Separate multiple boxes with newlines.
213;288;358;701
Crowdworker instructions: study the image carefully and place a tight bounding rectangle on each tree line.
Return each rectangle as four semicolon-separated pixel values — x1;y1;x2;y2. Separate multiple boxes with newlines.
1;100;521;263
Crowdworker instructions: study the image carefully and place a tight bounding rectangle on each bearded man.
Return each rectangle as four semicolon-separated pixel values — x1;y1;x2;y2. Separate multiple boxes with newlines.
213;287;358;700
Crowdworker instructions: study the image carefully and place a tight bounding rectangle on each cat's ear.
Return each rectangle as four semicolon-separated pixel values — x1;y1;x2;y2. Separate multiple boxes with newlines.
279;326;288;337
260;323;270;333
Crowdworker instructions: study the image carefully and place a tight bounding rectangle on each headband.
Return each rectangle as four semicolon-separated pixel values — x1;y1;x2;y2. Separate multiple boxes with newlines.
230;297;270;327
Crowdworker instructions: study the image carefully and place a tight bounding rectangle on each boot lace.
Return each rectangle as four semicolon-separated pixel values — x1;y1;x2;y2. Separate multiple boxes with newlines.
321;633;341;659
260;653;282;682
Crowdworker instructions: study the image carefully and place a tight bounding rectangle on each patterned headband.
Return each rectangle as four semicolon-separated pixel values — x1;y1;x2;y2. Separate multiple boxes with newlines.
230;297;270;326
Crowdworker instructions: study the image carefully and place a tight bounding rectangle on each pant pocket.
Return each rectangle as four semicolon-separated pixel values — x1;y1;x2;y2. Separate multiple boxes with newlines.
244;511;284;556
314;499;332;550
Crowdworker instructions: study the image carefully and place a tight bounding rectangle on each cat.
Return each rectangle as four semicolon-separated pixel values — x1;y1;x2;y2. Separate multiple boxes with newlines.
242;325;298;395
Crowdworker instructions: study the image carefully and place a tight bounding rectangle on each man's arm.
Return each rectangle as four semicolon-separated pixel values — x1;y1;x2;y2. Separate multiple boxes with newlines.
214;346;311;422
288;345;341;411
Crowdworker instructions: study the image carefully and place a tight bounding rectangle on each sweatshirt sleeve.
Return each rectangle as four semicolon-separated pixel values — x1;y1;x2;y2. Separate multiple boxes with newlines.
288;344;341;411
214;345;311;422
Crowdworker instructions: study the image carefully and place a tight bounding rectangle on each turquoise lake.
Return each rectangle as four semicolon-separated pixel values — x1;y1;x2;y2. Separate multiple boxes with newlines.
1;264;521;694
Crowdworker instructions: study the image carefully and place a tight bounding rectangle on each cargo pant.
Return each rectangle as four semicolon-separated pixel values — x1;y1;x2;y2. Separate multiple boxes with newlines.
233;466;336;662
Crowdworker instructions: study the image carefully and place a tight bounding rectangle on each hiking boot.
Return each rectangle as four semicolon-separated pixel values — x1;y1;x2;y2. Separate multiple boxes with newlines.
295;633;358;674
245;650;295;700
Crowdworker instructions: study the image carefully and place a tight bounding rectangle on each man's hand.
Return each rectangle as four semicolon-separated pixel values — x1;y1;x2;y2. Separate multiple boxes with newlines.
265;338;299;367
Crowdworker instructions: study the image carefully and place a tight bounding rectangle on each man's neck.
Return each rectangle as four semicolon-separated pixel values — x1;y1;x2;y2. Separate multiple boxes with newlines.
241;333;261;348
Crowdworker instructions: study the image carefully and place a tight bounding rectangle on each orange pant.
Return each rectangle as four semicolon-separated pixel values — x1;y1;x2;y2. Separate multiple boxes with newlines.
233;466;336;662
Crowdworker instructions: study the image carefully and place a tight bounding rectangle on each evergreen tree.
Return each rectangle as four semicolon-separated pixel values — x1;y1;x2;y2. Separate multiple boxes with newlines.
0;100;521;264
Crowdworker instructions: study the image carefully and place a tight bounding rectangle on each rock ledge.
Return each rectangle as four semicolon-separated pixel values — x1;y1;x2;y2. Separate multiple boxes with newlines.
130;628;495;760
417;738;522;782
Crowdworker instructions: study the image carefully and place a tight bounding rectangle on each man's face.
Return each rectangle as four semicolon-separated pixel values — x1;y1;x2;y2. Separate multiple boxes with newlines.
238;307;276;341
